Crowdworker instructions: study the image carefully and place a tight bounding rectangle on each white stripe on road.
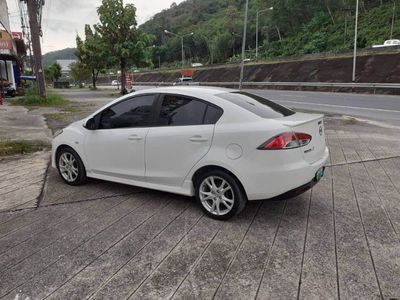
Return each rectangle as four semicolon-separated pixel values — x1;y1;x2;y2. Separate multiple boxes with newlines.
276;100;400;113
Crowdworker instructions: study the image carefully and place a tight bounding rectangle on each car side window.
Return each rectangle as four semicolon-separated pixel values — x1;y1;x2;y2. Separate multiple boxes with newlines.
157;95;207;126
204;105;223;124
99;94;157;129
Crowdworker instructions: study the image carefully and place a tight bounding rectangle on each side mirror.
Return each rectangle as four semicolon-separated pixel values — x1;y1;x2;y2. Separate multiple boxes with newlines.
85;117;97;130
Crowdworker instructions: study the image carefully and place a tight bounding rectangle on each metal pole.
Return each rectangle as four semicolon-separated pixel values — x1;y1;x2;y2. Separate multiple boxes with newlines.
352;0;359;82
256;11;259;61
181;36;184;68
239;0;249;90
391;1;396;40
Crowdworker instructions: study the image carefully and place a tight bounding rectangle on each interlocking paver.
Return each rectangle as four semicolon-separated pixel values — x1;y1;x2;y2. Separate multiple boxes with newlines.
46;198;201;300
333;164;382;299
349;163;400;299
0;151;49;212
298;167;338;300
1;116;400;300
255;192;311;300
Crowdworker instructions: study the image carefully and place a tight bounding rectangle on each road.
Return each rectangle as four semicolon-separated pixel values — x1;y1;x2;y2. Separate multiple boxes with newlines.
247;89;400;124
65;86;400;124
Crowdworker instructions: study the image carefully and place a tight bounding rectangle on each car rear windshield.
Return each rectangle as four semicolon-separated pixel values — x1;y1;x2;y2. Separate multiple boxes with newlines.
217;92;295;119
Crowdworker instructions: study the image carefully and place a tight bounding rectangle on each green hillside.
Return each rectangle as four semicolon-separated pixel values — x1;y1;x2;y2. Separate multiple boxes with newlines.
139;0;400;67
42;48;77;67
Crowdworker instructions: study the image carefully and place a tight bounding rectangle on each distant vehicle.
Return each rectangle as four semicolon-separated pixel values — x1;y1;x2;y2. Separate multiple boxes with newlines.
243;58;253;63
111;80;121;86
372;39;400;48
173;77;199;86
52;87;329;220
0;78;16;97
191;63;203;68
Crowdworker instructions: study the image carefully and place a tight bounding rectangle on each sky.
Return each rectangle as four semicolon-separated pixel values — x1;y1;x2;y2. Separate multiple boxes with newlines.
6;0;185;54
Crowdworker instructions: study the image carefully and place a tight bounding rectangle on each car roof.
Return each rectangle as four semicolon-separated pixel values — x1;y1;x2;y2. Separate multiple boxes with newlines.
134;86;236;97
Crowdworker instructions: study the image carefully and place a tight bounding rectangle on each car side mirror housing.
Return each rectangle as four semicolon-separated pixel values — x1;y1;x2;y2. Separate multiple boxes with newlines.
85;117;97;130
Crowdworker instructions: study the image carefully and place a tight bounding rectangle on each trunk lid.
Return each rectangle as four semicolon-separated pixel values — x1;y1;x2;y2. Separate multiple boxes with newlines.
280;113;327;164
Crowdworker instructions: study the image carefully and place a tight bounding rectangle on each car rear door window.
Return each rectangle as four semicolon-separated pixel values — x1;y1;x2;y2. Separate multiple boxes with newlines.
204;105;223;124
99;94;157;129
157;95;208;126
218;92;295;118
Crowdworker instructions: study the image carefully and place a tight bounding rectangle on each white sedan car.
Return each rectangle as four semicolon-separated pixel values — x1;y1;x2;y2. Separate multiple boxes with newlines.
52;87;329;220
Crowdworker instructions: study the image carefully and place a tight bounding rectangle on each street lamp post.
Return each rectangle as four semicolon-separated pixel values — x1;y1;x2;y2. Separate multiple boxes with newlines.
164;30;194;68
239;0;249;90
352;0;359;82
256;7;273;61
391;1;396;39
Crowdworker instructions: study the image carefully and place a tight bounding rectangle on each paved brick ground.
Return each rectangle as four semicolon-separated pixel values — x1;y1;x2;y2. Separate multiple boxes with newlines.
0;117;399;300
0;151;49;212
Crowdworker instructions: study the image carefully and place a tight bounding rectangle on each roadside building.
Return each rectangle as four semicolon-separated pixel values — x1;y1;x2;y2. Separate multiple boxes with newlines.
0;0;26;96
56;59;76;76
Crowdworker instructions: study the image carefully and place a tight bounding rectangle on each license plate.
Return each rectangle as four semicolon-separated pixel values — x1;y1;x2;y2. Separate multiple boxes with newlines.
315;167;325;181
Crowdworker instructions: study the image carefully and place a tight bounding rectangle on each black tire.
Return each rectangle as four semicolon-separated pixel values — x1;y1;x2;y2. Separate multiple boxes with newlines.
56;147;87;186
195;169;247;220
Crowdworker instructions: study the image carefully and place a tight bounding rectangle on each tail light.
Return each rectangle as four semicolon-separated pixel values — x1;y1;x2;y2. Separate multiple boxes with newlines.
258;132;312;150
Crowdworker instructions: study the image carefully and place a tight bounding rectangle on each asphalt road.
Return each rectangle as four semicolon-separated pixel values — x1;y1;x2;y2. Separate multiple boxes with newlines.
64;86;400;125
248;89;400;124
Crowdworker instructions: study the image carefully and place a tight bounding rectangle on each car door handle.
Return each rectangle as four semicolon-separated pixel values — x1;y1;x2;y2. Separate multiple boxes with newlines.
128;135;143;141
189;135;209;143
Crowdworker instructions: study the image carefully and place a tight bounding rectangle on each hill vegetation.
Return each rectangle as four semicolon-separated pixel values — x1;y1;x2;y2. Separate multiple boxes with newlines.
139;0;400;67
42;48;76;66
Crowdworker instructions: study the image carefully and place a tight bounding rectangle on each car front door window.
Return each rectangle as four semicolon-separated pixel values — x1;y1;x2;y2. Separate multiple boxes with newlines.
100;94;157;129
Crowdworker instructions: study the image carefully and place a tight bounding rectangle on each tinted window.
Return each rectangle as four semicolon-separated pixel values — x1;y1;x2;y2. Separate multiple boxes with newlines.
218;92;295;118
99;94;157;129
157;95;207;126
204;105;223;124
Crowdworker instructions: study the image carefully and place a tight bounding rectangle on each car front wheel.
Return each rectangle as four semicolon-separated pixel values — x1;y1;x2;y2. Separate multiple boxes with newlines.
56;147;87;186
195;170;247;220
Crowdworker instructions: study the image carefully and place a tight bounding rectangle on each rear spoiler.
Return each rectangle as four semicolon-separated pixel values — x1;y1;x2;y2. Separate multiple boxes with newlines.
281;113;324;127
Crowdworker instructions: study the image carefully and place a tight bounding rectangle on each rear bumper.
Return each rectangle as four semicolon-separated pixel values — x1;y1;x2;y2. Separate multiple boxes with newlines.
245;147;329;201
268;166;325;200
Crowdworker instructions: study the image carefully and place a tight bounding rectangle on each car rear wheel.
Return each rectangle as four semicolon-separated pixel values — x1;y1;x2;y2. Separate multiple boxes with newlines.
195;170;247;220
56;147;87;186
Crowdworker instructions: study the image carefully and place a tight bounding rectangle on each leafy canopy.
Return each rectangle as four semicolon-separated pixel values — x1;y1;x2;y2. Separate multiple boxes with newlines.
95;0;154;89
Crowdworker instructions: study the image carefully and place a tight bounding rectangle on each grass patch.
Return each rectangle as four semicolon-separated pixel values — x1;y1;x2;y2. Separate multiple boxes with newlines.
0;140;49;157
342;117;358;125
11;91;69;107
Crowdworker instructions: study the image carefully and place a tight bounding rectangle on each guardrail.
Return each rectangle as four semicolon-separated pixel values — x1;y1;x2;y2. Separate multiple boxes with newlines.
133;81;400;90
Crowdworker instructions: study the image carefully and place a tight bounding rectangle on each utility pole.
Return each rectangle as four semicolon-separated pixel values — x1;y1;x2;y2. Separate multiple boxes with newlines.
352;0;359;82
390;1;396;40
239;0;249;90
255;7;273;61
26;0;46;97
164;30;193;69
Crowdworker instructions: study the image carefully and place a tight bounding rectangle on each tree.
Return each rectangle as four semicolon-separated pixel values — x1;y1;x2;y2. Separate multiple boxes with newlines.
76;25;109;89
44;62;62;83
70;62;91;87
95;0;154;91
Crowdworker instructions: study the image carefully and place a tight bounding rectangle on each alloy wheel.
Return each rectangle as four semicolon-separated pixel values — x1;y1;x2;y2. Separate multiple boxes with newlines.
199;176;235;216
58;152;79;182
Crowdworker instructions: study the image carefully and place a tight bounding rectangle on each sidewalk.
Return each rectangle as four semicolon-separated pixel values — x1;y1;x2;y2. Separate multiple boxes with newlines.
0;103;53;212
0;104;53;143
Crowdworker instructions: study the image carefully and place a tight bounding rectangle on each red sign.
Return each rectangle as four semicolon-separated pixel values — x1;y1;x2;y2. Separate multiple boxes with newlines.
125;72;132;89
12;32;23;39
